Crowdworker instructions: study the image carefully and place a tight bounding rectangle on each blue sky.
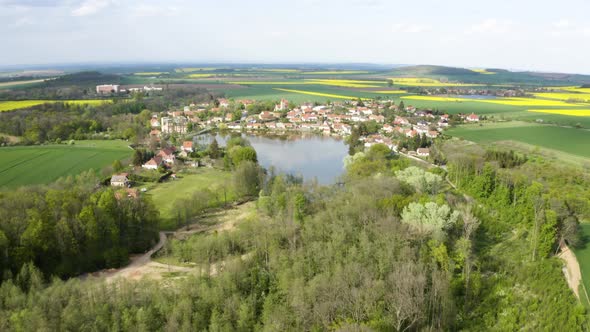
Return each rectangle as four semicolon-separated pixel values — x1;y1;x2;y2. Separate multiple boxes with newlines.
1;0;589;73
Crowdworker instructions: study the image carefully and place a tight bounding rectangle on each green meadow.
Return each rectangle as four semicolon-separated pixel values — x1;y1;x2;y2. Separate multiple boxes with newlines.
145;168;237;230
446;122;590;159
0;140;132;188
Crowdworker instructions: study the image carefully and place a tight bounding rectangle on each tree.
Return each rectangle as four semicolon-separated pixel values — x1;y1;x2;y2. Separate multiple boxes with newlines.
387;79;394;88
395;167;443;194
233;161;261;197
385;261;427;331
209;138;220;159
401;202;459;241
112;160;124;172
228;146;257;167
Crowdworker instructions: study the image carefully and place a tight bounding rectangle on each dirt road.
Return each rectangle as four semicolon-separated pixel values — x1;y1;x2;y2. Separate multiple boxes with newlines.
84;202;255;282
558;244;582;299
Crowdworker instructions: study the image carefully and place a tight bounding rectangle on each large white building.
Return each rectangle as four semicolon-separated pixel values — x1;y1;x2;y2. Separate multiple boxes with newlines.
96;84;119;94
161;116;188;134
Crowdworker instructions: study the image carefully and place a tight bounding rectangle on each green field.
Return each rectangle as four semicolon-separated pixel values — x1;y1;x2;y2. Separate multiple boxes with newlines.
447;122;590;159
146;168;237;229
574;223;590;307
0;99;110;112
0;140;132;188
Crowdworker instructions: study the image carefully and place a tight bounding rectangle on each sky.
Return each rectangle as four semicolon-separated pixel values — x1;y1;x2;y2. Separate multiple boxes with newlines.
1;0;590;74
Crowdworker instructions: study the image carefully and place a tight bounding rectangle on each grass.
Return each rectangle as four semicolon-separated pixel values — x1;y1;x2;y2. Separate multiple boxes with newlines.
302;71;370;75
0;140;132;188
446;122;590;159
146;168;236;229
0;100;110;112
574;223;590;308
273;88;372;100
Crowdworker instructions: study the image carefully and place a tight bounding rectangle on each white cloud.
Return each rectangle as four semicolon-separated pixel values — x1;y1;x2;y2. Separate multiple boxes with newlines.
467;19;512;34
553;19;571;29
132;4;178;17
391;23;431;34
71;0;111;16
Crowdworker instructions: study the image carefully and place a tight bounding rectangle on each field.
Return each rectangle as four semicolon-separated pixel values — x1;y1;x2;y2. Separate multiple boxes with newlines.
273;88;373;100
146;168;237;229
0;99;110;112
528;109;590;117
0;79;50;90
0;140;132;188
446;122;590;159
574;223;590;307
534;93;590;102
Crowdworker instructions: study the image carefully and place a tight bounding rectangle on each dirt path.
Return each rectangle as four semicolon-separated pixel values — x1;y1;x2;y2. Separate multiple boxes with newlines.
86;202;255;282
558;244;582;299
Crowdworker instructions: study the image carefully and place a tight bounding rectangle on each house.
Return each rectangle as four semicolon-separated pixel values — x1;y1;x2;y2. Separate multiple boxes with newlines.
181;141;194;153
142;156;163;170
259;111;276;121
158;148;176;164
110;173;129;187
274;98;289;111
405;129;418;138
218;98;230;108
466;113;480;122
369;115;385;123
150;117;160;128
426;131;440;138
394;116;410;125
417;148;430;157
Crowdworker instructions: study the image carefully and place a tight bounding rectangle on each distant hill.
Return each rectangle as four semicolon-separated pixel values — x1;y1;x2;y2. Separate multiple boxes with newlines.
44;71;120;87
390;65;477;76
387;65;590;85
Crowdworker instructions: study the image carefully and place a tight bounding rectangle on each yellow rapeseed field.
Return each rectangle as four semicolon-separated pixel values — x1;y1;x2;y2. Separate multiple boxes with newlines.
273;88;370;100
372;90;408;94
229;81;310;85
533;93;590;102
401;95;589;107
188;73;217;78
0;100;110;112
390;77;485;87
527;109;590;117
470;69;496;75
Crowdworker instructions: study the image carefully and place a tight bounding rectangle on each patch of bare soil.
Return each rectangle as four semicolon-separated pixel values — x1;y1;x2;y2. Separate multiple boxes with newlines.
558;244;581;299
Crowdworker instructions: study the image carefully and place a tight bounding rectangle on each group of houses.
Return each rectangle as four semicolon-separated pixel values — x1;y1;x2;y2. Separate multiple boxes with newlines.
146;97;482;160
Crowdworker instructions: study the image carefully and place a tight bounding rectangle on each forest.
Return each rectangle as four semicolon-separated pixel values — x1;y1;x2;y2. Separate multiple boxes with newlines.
0;138;588;331
0;171;160;280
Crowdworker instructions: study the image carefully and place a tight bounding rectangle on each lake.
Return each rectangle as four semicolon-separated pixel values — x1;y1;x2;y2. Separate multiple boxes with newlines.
195;132;349;184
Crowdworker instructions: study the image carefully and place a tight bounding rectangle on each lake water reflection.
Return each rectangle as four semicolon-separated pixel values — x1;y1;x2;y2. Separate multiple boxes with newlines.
195;132;348;184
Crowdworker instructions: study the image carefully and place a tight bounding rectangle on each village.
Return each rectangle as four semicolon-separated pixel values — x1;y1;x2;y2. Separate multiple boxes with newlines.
106;94;482;190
